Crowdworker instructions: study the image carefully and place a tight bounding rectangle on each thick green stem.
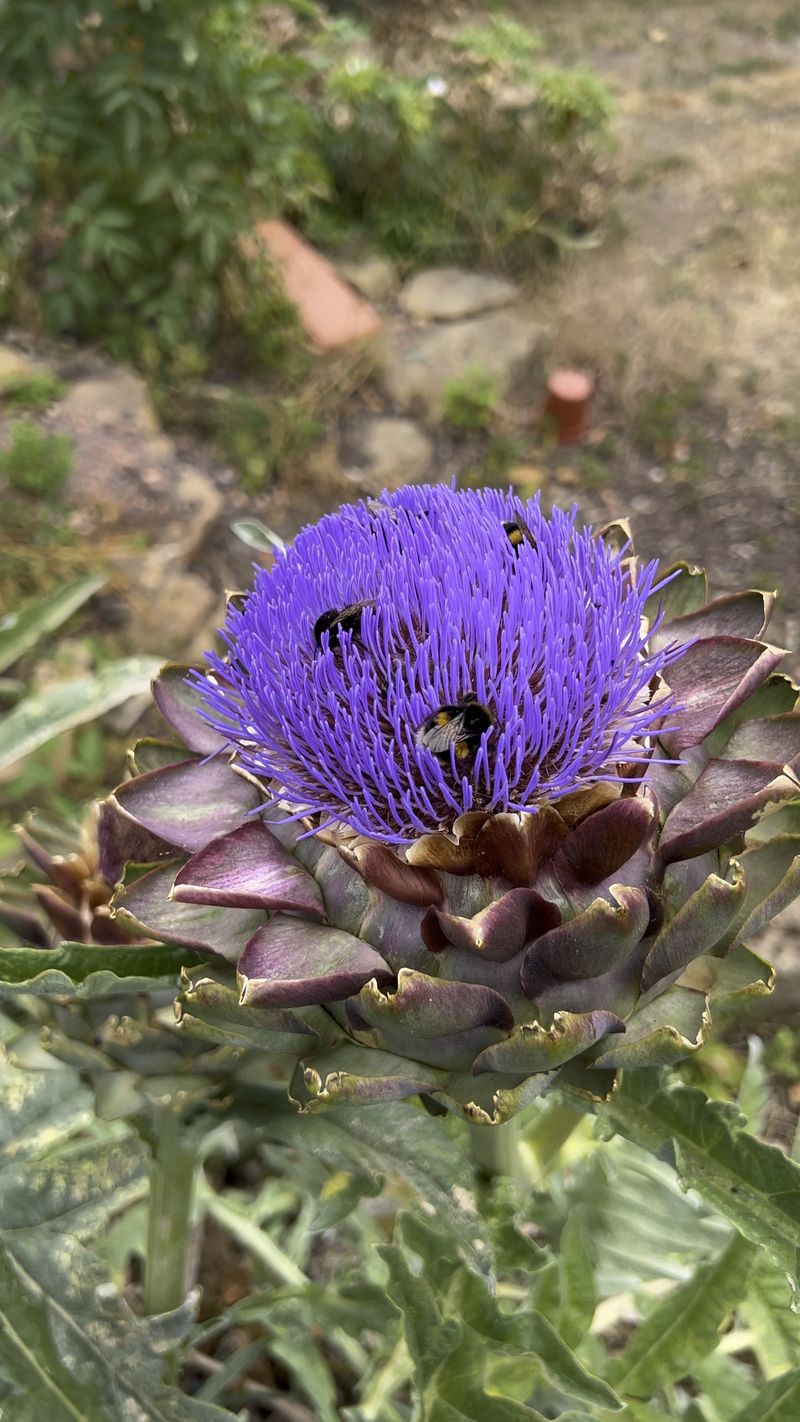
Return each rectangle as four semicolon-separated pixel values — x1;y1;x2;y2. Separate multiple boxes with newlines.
468;1102;586;1187
525;1102;585;1180
468;1115;526;1185
143;1107;198;1317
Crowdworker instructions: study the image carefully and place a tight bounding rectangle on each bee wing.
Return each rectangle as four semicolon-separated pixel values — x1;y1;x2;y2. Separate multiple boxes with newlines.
340;600;375;632
419;715;463;755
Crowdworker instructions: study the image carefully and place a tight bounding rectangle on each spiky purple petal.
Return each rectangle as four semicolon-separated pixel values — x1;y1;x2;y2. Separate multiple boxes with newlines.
193;486;680;844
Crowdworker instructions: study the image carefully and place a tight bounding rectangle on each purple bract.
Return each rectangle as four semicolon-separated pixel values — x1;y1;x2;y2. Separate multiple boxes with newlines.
194;486;680;843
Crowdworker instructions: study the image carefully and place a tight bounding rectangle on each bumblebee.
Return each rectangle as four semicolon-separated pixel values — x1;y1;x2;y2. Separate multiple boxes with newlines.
416;693;492;766
503;517;536;552
313;600;373;650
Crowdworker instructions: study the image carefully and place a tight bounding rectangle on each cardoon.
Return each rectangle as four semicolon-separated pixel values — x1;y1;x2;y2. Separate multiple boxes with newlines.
106;486;800;1123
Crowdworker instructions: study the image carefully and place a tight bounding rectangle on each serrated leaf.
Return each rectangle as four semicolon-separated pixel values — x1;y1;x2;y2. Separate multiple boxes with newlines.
742;1255;800;1379
730;1368;800;1422
0;1053;225;1420
694;1351;758;1422
442;1247;621;1414
0;575;106;674
612;1232;754;1398
0;1053;93;1164
508;1312;622;1411
427;1391;546;1422
0;656;162;773
427;1340;549;1420
569;1139;729;1295
380;1240;459;1386
0;1233;227;1421
598;1071;800;1295
265;1101;488;1268
263;1299;340;1422
557;1207;597;1347
387;1270;549;1420
0;1135;146;1237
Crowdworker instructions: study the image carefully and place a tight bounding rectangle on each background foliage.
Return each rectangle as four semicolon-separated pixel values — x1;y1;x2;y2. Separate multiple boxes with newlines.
0;0;319;370
0;1;611;376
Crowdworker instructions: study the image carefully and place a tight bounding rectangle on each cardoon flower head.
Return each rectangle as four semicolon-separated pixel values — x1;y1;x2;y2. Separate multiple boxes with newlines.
194;486;678;842
97;485;800;1124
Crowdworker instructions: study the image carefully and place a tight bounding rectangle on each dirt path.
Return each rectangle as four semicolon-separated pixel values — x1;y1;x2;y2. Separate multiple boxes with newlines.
513;0;799;658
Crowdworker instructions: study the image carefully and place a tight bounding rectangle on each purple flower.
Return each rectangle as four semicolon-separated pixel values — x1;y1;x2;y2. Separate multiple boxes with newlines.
194;486;679;844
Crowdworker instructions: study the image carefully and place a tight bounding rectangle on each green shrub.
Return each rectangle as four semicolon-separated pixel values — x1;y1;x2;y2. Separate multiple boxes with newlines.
535;65;614;141
451;15;544;70
0;422;73;498
441;367;498;430
0;4;613;368
306;16;613;267
214;393;322;493
0;372;66;410
0;1;319;371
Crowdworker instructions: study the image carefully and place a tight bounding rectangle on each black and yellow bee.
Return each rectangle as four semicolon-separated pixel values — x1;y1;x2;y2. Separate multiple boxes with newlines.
503;517;536;552
416;694;492;766
313;600;373;650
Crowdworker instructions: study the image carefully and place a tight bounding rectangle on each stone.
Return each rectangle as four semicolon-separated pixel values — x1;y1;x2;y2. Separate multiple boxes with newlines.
145;434;176;462
555;465;582;487
59;368;159;434
133;564;217;657
383;310;549;418
399;268;519;322
509;465;547;496
338;255;399;304
120;465;221;567
171;466;223;562
342;416;434;492
250;219;384;351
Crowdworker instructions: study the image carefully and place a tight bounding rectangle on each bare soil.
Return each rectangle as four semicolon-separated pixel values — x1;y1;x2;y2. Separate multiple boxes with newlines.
511;0;800;658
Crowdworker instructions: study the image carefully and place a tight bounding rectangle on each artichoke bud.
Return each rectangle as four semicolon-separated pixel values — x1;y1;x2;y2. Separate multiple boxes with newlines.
99;488;799;1124
0;805;136;949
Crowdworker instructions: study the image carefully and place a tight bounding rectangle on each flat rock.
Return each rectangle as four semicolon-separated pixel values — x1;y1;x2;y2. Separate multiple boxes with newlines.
134;563;218;657
59;368;159;434
383;310;548;417
339;255;399;304
0;344;46;390
171;466;223;562
342;416;433;492
399;268;519;321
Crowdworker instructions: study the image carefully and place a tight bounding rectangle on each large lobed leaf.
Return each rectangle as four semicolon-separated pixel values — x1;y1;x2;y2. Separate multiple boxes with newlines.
0;1048;226;1421
380;1210;621;1421
611;1232;754;1399
264;1097;489;1270
598;1071;800;1297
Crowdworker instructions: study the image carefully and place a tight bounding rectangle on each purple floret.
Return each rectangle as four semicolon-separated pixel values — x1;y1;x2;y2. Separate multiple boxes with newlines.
193;486;681;844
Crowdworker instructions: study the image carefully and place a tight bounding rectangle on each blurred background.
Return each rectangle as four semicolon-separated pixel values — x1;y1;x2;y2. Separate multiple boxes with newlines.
1;0;798;895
